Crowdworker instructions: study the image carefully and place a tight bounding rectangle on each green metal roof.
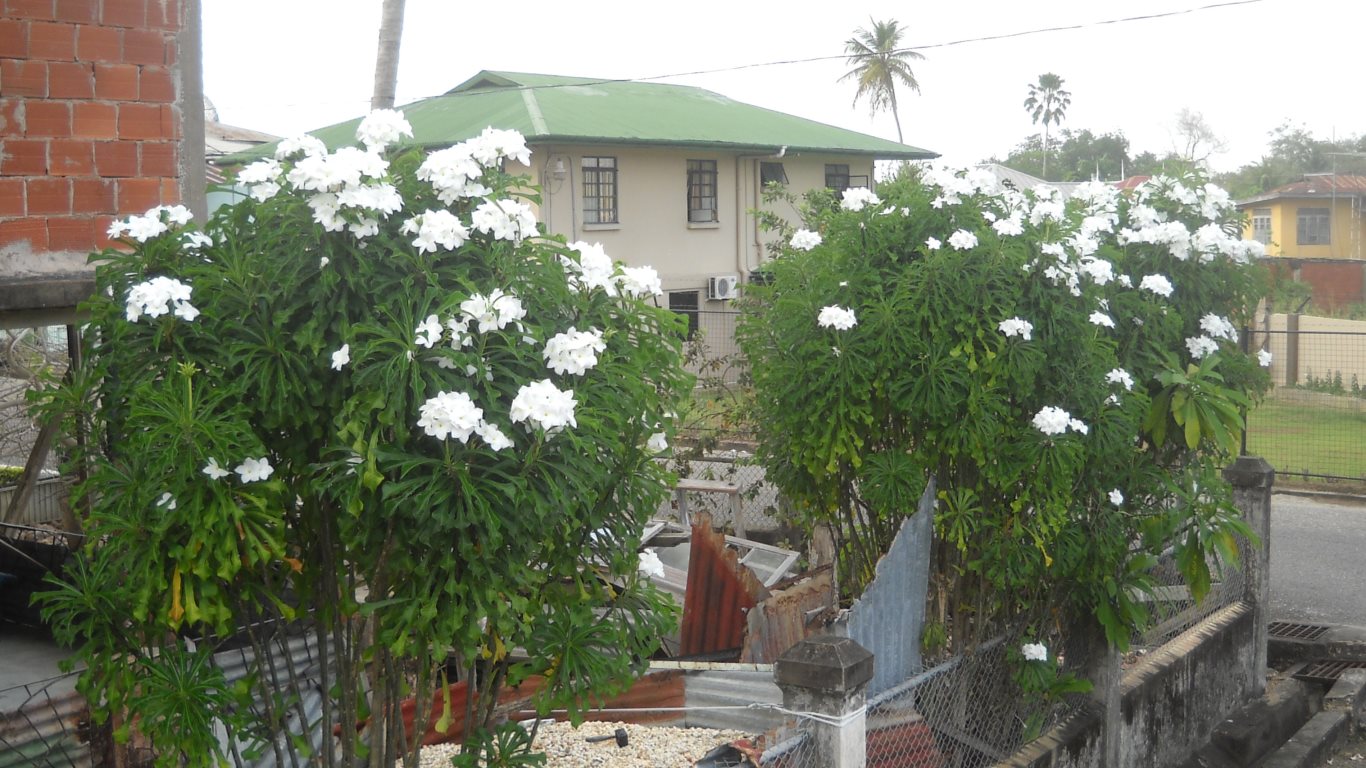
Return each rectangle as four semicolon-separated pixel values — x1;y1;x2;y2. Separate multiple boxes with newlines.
227;70;936;163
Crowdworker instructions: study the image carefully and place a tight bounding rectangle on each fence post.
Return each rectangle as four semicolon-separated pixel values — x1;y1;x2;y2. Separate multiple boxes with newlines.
1285;312;1300;385
1223;455;1275;696
774;635;873;768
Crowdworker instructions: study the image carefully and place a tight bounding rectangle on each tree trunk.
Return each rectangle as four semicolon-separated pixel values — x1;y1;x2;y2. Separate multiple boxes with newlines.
371;0;406;110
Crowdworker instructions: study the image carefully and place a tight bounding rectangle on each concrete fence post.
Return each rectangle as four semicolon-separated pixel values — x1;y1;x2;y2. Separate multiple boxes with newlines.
1224;455;1275;695
774;635;873;768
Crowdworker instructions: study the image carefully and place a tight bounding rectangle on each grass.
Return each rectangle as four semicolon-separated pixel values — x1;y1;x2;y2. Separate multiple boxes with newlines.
1245;391;1366;486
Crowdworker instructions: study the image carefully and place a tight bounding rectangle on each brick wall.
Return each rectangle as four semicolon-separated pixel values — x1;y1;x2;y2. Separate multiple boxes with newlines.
0;0;186;257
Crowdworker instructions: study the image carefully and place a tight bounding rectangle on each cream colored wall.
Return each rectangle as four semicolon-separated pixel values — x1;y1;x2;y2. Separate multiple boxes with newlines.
522;144;875;306
1257;313;1366;388
1247;198;1365;259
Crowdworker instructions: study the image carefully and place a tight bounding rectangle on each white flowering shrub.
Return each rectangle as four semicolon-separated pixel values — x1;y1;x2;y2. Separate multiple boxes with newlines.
36;114;690;766
742;171;1268;655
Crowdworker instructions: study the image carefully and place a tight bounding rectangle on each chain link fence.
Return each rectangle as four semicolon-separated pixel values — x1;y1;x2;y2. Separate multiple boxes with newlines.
0;668;90;768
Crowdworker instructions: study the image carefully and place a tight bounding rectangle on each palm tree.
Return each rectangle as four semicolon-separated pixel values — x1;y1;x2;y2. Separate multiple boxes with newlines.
1023;73;1071;179
841;18;925;144
371;0;407;110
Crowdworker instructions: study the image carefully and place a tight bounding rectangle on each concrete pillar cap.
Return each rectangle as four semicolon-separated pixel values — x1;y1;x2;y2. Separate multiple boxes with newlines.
774;635;874;693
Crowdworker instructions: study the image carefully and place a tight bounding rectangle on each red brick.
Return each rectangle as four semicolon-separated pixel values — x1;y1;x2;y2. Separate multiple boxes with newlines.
72;176;113;212
26;100;70;136
49;138;92;174
160;177;177;202
159;103;178;139
139;140;173;175
93;214;116;248
100;0;145;28
116;101;158;139
0;98;21;133
138;65;173;102
47;215;95;251
72;101;115;137
5;0;56;20
0;19;28;58
28;21;74;60
116;176;158;212
0;177;24;216
54;0;95;23
121;27;164;65
0;218;49;251
75;23;119;61
26;176;69;213
47;60;93;98
147;0;180;30
1;139;47;175
93;62;137;99
92;139;136;176
0;59;46;97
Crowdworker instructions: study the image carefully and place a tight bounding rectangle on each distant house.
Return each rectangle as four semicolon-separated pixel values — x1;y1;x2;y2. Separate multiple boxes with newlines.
230;70;935;324
1238;175;1366;305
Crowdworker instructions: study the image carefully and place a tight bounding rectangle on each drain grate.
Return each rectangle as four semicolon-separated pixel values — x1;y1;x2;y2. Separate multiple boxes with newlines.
1268;621;1331;641
1293;660;1366;685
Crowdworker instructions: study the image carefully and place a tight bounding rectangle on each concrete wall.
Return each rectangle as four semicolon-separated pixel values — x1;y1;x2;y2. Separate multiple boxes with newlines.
1003;602;1258;768
1257;312;1366;388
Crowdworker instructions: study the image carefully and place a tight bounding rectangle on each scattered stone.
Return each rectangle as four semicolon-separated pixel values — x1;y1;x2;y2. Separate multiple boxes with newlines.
406;720;750;768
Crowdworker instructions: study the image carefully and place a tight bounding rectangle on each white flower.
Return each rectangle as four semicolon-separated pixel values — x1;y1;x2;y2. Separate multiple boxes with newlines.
638;549;665;578
125;276;197;323
1186;336;1220;359
510;379;578;434
202;457;230;480
1068;418;1089;435
401;210;468;253
790;229;822;251
475;421;513;451
542;327;606;376
1022;642;1048;662
248;181;281;202
618;266;663;298
461;289;526;334
1089;311;1115;329
1139;274;1174;298
414;314;443;348
1105;368;1134;390
319;256;330;268
355;108;413;150
840;188;881;212
235;457;274;483
1033;407;1088;437
647;432;669;453
947;229;979;250
331;344;350;370
1109;489;1124;507
1199;313;1238;342
562;241;618;296
817;305;857;330
925;237;942;251
998;317;1033;341
274;134;327;160
1078;258;1115;286
992;215;1024;237
1258;349;1273;367
236;158;281;185
471;199;537;243
156;491;176;510
417;391;484;443
417;144;489;203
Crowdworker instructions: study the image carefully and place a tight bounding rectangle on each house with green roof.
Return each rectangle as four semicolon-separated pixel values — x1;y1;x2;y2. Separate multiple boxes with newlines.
230;70;935;323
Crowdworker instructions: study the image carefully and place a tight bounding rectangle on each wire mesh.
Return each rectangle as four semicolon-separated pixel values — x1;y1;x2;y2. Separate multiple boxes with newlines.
0;669;91;768
1244;323;1366;483
661;453;787;535
1130;546;1247;649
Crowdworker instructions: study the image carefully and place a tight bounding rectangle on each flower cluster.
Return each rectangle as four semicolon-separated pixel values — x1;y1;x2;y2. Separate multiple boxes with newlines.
1021;642;1048;662
790;229;822;251
543;327;606;376
401;210;469;253
510;379;578;434
108;205;194;242
817;305;858;330
1032;406;1088;437
126;276;199;322
417;126;530;204
998;317;1033;341
840;188;881;212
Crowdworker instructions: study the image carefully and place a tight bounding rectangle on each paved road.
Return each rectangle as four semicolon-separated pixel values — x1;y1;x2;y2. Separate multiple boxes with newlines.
1270;491;1366;626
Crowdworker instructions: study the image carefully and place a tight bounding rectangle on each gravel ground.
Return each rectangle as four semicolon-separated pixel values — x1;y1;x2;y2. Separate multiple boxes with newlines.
407;720;750;768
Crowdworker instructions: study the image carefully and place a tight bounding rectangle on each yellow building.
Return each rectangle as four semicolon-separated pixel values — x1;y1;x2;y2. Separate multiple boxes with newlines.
1238;175;1366;305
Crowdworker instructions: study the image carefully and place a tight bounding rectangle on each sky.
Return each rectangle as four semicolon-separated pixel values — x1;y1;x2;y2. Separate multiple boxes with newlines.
202;0;1364;175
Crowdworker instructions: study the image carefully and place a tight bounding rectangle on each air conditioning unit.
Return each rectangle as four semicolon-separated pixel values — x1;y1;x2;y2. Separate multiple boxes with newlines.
707;274;741;301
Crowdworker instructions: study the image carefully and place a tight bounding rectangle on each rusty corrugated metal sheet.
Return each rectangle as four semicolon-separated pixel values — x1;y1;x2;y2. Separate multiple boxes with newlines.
680;513;768;658
741;567;835;663
0;682;90;768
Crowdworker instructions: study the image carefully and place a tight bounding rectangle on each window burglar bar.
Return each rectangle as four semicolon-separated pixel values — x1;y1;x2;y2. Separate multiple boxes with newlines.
688;159;718;223
582;156;618;224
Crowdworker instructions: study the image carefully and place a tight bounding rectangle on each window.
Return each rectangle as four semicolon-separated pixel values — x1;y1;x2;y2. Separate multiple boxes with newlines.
668;291;700;338
760;162;788;186
1252;207;1272;245
687;160;718;223
825;164;851;191
1297;207;1330;245
582;156;618;224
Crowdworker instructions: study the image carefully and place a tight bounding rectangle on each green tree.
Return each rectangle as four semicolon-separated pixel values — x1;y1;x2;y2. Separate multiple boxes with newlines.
840;18;925;144
36;116;690;767
995;128;1133;182
1023;73;1071;179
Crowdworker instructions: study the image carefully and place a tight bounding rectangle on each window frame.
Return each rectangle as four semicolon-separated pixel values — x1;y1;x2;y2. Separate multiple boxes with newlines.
581;156;619;225
668;290;700;339
687;159;719;224
1296;207;1331;246
1251;207;1272;245
760;161;789;186
825;163;851;192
